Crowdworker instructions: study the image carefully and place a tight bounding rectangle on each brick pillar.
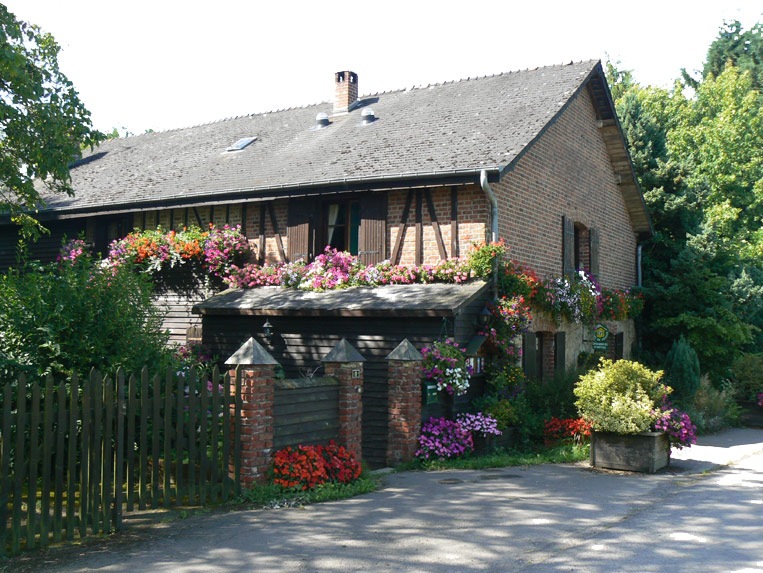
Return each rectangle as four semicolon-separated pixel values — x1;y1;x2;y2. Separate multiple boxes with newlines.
225;337;280;487
322;338;365;459
386;339;424;466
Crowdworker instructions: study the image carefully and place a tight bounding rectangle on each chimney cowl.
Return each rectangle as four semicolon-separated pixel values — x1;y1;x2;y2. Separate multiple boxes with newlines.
315;112;330;128
334;71;359;114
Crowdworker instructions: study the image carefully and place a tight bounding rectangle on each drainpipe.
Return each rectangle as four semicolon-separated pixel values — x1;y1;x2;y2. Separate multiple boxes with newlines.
637;244;643;287
480;169;500;298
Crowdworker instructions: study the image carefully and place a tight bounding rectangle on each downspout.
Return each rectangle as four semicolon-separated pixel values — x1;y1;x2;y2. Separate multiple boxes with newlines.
637;244;643;287
480;169;499;298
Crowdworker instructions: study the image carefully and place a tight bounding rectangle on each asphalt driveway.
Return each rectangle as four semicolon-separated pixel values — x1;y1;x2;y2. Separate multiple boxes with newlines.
10;428;763;572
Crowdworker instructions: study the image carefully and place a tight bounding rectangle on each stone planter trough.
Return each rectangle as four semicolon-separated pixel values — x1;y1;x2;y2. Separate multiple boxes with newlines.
590;431;670;473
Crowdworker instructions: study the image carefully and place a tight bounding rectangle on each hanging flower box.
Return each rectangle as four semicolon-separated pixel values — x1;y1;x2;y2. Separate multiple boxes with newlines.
590;431;670;473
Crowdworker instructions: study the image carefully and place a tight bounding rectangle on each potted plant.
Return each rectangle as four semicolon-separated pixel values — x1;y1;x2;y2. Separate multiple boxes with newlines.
574;359;695;473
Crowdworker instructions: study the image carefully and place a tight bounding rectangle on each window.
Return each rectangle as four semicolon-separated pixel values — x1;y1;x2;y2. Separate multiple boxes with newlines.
563;216;599;278
325;200;360;254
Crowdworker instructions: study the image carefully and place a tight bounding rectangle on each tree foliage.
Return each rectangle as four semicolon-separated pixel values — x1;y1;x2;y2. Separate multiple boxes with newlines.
0;5;102;237
664;335;701;404
0;253;171;379
703;20;763;91
608;20;763;378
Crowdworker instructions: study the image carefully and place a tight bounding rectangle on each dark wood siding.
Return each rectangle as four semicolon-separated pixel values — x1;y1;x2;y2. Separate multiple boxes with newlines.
287;198;318;262
274;378;339;449
358;193;386;266
153;291;204;346
0;220;87;272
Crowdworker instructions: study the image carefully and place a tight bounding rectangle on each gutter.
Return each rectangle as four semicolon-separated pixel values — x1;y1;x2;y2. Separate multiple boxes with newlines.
480;169;500;299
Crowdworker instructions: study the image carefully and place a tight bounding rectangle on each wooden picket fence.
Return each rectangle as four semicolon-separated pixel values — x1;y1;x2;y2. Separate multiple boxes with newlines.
0;366;242;555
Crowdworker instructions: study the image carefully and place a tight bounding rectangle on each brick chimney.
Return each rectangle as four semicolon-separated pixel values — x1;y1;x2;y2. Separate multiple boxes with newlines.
334;71;358;114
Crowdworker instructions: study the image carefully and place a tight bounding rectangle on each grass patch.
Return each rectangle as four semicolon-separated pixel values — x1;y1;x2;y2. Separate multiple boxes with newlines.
396;442;590;472
238;475;380;509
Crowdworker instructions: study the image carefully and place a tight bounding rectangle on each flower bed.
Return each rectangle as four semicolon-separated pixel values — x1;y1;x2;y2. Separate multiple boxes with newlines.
271;441;362;491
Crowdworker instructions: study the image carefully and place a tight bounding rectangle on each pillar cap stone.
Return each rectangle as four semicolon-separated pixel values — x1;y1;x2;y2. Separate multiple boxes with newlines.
386;338;423;361
225;337;280;366
322;337;365;363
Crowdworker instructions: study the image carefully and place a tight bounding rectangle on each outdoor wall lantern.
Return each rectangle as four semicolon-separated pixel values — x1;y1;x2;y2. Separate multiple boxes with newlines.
477;305;492;327
262;319;273;342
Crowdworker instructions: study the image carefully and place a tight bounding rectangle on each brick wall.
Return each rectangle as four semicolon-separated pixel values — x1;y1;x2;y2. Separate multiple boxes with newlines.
387;186;488;266
493;87;638;290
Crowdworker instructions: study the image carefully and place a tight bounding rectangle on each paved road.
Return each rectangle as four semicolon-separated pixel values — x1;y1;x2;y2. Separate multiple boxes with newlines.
15;428;763;572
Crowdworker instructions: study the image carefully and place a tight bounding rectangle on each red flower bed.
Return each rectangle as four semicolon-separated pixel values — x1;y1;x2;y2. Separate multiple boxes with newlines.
543;417;592;445
272;441;361;491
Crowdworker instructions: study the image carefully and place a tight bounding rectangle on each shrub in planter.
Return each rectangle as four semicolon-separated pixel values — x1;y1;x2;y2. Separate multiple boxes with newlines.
574;359;669;434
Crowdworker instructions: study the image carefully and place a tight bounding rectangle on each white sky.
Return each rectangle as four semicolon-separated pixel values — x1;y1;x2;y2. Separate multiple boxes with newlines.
5;0;762;135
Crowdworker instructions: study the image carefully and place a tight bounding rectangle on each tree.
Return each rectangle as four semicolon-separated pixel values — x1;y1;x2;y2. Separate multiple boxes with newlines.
0;5;102;237
610;61;760;378
704;21;763;91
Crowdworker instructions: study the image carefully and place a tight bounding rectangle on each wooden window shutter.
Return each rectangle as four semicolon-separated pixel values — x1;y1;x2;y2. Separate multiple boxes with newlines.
287;198;318;262
614;332;624;360
589;227;600;278
522;332;538;380
554;332;566;375
358;193;387;266
562;215;575;276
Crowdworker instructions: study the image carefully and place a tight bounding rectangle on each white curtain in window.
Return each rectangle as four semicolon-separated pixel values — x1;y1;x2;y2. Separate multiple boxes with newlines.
327;203;340;244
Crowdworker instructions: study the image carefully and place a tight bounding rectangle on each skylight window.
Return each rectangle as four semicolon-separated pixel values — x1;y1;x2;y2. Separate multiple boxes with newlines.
226;136;257;152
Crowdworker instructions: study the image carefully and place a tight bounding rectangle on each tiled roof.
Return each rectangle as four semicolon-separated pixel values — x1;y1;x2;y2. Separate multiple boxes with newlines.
42;61;603;213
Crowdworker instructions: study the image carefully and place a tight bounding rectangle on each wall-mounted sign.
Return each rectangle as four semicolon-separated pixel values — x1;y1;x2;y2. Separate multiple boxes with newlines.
592;323;610;351
424;383;439;405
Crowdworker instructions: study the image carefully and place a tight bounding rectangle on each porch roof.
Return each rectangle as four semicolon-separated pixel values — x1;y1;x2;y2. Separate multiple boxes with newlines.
193;280;490;318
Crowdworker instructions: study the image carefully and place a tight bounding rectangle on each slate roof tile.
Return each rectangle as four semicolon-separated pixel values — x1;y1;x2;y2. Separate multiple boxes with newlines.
41;60;601;213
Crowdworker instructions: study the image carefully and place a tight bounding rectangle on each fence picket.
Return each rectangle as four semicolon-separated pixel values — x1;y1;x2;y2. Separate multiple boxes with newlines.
163;370;172;508
102;377;114;534
187;369;197;505
79;373;91;538
66;373;79;541
210;371;220;502
221;368;230;502
151;374;161;508
54;381;66;543
90;370;103;534
199;371;209;506
11;375;26;554
114;370;125;532
175;372;184;505
1;383;12;555
40;375;54;547
139;367;149;510
27;379;40;549
126;374;136;512
2;364;242;555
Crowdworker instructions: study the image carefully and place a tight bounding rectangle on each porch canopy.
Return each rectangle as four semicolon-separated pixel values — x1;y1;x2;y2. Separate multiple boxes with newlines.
192;280;490;318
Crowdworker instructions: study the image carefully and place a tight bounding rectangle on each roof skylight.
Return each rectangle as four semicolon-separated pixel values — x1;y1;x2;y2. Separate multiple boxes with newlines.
226;136;257;152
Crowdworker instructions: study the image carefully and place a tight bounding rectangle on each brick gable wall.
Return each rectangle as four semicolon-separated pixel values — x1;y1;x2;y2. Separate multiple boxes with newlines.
493;87;637;290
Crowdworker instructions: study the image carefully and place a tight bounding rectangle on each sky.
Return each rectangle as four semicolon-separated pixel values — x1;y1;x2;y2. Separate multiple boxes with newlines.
5;1;762;135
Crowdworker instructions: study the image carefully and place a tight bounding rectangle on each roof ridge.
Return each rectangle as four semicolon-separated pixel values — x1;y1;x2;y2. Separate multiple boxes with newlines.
374;59;599;96
109;59;600;140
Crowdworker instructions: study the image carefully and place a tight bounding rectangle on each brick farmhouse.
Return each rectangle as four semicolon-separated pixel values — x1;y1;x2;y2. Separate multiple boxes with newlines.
0;61;651;466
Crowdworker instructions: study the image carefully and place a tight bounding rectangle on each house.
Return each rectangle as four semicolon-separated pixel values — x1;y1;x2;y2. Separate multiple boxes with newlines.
0;61;651;466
